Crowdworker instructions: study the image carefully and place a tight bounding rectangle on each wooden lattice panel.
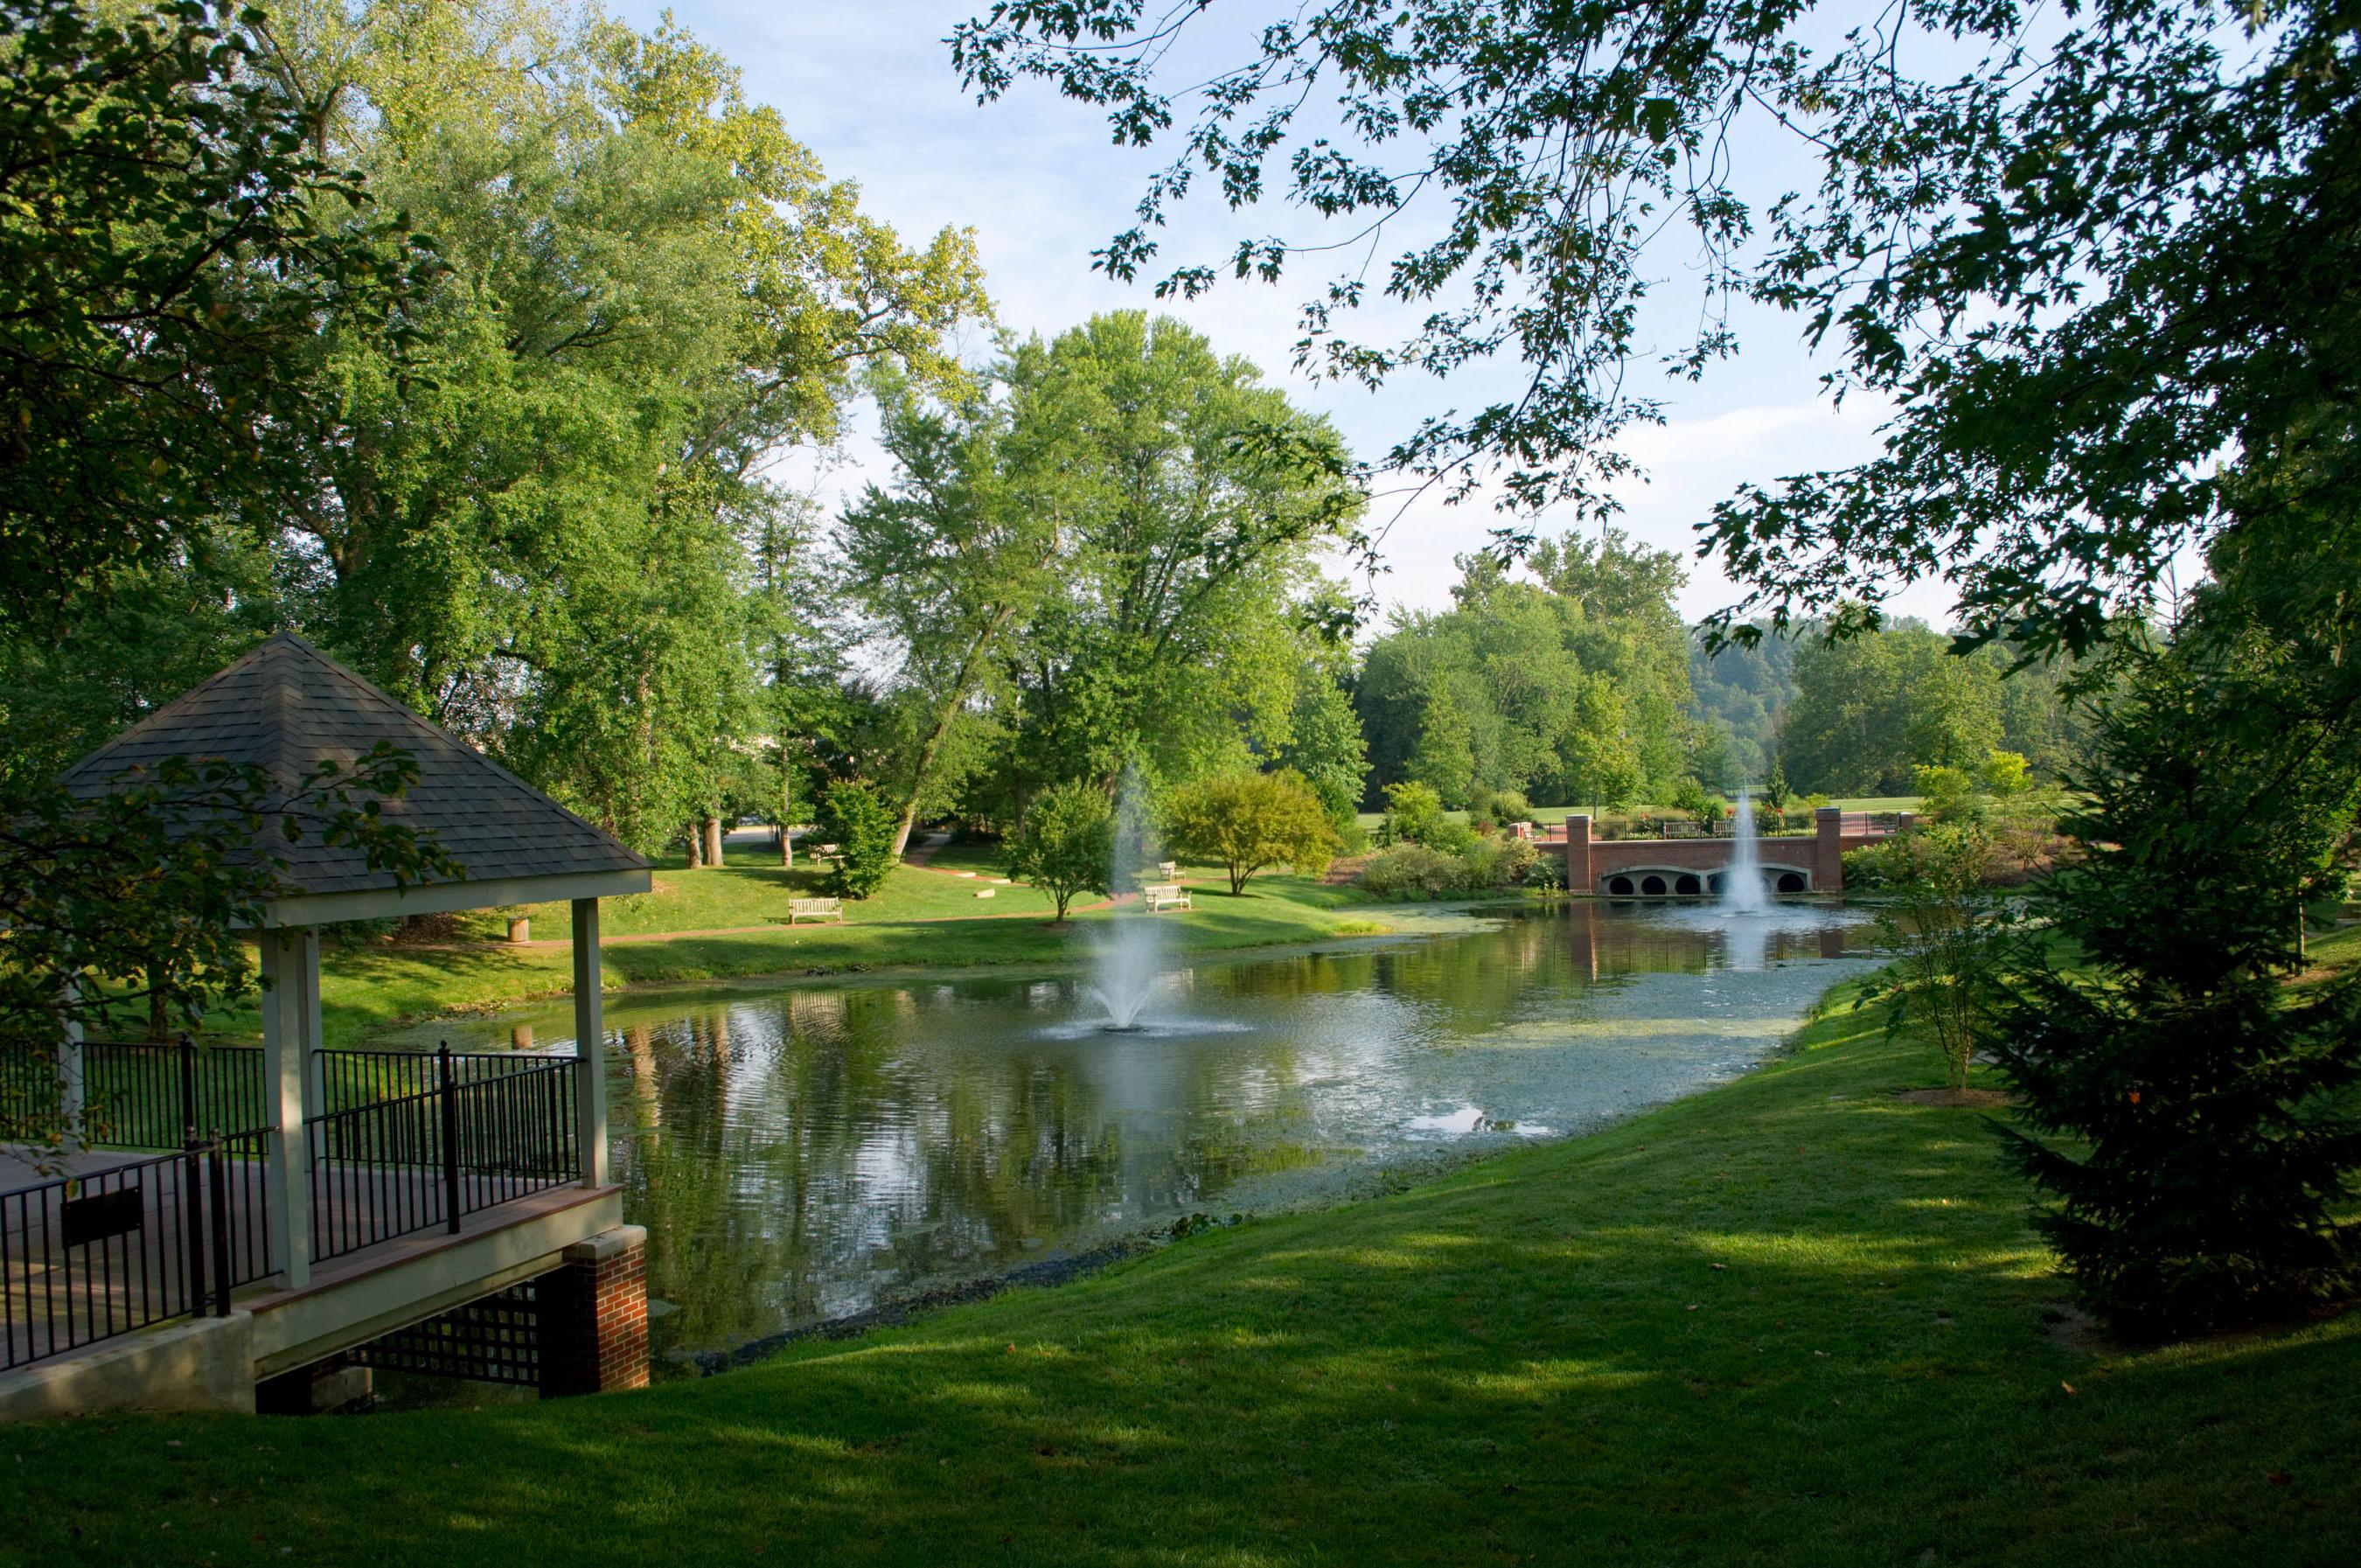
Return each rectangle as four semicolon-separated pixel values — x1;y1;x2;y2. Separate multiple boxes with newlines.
353;1280;541;1385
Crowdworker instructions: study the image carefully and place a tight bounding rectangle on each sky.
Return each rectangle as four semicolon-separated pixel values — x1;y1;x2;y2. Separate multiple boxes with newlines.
609;0;1954;631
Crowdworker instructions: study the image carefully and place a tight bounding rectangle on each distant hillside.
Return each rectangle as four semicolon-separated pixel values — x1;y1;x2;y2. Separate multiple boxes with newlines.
1687;624;1797;791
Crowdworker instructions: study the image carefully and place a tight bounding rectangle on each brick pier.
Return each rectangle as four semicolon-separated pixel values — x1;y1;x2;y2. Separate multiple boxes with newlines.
537;1224;651;1398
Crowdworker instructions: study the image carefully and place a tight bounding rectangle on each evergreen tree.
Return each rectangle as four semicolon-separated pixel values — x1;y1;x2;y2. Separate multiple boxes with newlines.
1988;580;2361;1337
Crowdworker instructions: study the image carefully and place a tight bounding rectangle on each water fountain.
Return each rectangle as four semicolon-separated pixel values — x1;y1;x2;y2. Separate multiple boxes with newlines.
1720;785;1768;914
1085;768;1162;1031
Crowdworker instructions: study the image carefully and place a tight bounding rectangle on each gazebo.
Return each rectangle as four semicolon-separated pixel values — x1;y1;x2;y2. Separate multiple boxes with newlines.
54;632;651;1293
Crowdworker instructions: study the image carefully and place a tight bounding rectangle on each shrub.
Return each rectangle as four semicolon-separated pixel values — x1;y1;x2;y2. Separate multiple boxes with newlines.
1356;843;1467;899
819;782;899;899
1841;844;1891;889
1005;781;1113;921
1379;780;1446;847
1525;850;1566;892
1450;835;1539;891
1912;763;1983;824
1467;785;1533;827
1163;769;1339;895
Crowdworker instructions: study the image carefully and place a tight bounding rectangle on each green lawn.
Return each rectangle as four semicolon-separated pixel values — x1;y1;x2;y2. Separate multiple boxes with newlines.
453;847;1069;942
16;965;2357;1564
220;868;1391;1050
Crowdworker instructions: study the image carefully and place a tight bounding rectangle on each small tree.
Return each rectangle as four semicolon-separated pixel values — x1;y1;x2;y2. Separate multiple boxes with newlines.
1856;824;1998;1093
1005;781;1113;922
1164;770;1339;895
818;781;897;899
1980;749;2032;797
1378;779;1445;847
3;749;450;1157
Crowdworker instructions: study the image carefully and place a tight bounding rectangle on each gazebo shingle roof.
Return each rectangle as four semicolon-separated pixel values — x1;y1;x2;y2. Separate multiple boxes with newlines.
57;632;648;899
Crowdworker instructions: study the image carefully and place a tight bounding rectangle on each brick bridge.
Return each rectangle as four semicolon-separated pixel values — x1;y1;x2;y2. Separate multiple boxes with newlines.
1533;807;1911;896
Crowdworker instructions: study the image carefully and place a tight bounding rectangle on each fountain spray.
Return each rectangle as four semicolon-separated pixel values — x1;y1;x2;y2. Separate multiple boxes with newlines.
1720;784;1769;914
1087;766;1163;1030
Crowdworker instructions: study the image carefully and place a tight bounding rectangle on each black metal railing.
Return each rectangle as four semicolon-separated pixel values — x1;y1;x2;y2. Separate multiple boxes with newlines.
0;1132;274;1372
2;1038;579;1151
317;1045;573;1110
308;1046;579;1264
0;1038;267;1151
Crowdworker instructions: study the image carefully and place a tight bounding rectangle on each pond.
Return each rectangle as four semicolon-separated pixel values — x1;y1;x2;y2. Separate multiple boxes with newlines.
390;899;1877;1376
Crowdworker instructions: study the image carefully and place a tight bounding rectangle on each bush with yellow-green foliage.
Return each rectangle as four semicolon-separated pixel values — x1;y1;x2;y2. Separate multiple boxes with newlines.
1162;769;1339;895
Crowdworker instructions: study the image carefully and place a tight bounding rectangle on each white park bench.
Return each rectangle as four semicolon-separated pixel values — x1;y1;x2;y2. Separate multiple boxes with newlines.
787;896;843;924
1156;861;1178;879
1142;883;1192;912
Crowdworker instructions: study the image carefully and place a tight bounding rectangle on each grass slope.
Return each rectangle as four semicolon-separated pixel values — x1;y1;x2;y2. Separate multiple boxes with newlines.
9;982;2355;1565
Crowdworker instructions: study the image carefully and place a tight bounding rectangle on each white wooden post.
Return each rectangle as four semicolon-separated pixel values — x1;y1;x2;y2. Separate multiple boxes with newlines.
571;898;609;1186
296;925;324;1117
261;928;314;1289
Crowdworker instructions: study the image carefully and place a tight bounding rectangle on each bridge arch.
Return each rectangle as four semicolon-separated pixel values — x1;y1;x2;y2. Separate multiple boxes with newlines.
1704;864;1815;896
1600;865;1719;896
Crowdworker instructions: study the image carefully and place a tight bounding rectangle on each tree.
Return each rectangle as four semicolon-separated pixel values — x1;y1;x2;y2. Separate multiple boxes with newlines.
0;527;285;796
1165;770;1339;896
1980;750;2031;798
1003;781;1112;922
955;2;2358;659
1782;625;2004;796
247;0;989;855
818;781;897;900
839;390;1054;856
990;312;1366;795
0;0;429;627
2;749;452;1148
1274;664;1369;828
1357;544;1688;808
1856;824;1999;1094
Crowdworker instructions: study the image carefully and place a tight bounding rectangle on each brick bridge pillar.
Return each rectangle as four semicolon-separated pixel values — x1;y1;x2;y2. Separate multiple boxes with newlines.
539;1223;650;1398
1564;814;1593;892
1815;807;1845;892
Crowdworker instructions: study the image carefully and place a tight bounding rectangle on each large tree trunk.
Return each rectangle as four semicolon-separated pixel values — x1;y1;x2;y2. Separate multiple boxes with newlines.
889;612;1014;859
703;816;724;868
889;693;963;860
685;826;703;868
779;768;795;867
